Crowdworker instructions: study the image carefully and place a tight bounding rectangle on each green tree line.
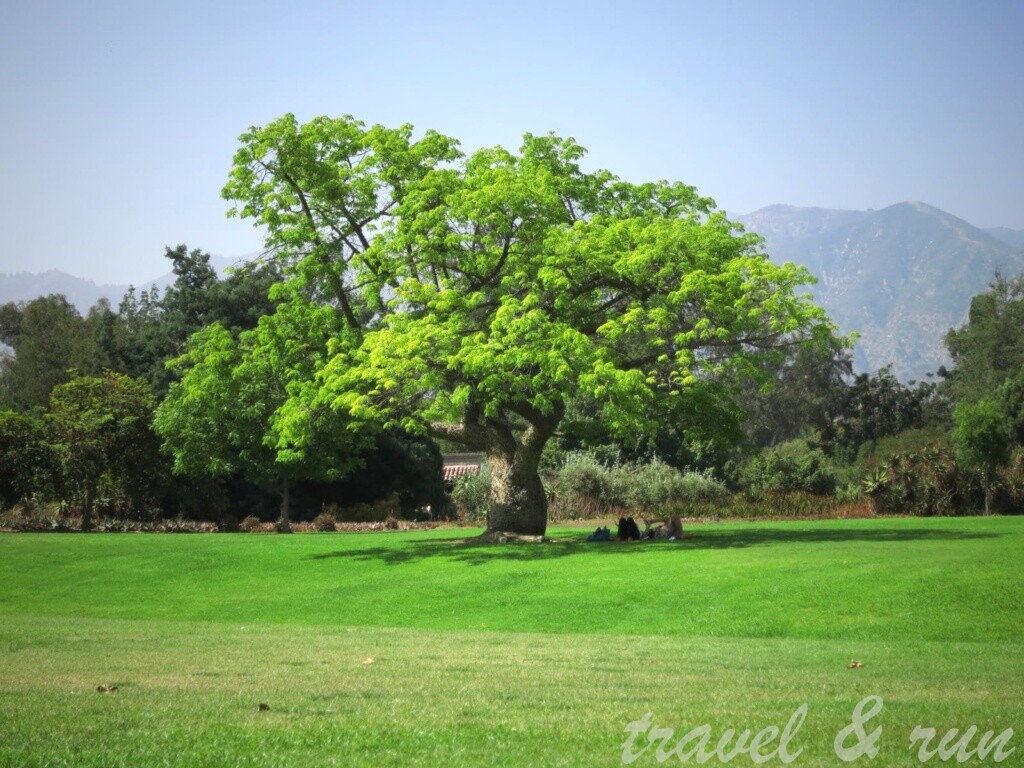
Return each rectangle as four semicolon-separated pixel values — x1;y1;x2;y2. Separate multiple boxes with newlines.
1;116;1022;530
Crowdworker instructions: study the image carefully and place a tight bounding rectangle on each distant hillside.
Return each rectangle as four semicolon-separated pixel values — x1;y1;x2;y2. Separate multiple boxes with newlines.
0;256;246;314
0;271;134;313
738;202;1024;381
985;227;1024;252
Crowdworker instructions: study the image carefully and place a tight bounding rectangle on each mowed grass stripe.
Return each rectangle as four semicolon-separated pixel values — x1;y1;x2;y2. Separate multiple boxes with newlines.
1;616;1021;767
1;518;1022;766
0;517;1021;642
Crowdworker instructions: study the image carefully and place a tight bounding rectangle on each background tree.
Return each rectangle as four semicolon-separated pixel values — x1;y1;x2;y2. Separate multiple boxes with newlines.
0;295;92;410
116;246;282;394
552;378;747;474
0;410;51;508
85;299;122;373
46;372;159;530
155;294;363;530
223;114;833;535
740;335;852;450
952;398;1013;514
820;367;944;462
996;369;1024;447
944;272;1024;403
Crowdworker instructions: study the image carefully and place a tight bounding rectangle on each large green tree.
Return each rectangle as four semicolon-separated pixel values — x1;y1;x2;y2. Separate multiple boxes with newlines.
223;114;833;535
154;294;361;529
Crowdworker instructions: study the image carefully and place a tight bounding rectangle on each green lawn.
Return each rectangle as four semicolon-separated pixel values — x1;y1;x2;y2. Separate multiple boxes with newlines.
1;517;1022;766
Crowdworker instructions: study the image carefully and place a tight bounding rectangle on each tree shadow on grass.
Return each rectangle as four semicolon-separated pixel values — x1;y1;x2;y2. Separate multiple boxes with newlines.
309;525;1002;567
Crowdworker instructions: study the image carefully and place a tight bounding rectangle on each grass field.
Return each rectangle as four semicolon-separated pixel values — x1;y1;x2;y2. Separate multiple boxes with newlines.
1;517;1022;766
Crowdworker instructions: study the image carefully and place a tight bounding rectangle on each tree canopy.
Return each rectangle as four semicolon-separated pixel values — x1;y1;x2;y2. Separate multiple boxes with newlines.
221;114;834;534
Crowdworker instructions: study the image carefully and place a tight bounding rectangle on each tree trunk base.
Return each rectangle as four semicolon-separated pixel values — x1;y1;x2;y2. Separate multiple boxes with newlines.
475;530;551;544
487;456;548;536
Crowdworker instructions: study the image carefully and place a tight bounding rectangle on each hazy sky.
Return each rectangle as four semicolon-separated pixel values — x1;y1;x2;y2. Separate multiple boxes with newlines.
2;0;1022;284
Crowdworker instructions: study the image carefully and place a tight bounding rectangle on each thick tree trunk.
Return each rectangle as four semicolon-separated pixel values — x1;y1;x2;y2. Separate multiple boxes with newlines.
430;400;562;538
487;449;548;536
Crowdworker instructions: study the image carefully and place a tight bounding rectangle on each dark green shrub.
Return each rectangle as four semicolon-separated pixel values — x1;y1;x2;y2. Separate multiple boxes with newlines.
744;440;837;495
551;453;615;518
0;502;77;531
863;441;970;515
332;493;403;523
666;490;863;520
995;449;1024;513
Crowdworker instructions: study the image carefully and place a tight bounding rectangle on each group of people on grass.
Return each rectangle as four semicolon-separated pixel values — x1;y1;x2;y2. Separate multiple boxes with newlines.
587;515;683;542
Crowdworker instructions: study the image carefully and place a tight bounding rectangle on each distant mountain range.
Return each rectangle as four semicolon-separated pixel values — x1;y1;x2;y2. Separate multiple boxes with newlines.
3;208;1024;382
0;256;246;315
737;202;1024;381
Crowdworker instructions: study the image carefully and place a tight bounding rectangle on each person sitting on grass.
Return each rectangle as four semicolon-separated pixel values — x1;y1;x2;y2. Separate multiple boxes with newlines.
644;515;683;540
617;516;641;541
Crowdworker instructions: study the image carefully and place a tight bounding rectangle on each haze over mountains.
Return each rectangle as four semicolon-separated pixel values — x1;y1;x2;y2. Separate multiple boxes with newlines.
2;206;1023;382
738;202;1024;381
0;256;246;315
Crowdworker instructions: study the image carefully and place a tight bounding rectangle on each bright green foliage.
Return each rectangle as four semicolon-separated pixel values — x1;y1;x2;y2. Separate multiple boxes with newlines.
154;324;239;479
953;398;1013;513
46;372;159;529
0;410;50;508
154;295;364;525
223;114;834;533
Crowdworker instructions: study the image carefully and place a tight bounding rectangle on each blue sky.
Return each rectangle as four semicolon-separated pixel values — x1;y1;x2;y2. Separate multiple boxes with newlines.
1;0;1022;284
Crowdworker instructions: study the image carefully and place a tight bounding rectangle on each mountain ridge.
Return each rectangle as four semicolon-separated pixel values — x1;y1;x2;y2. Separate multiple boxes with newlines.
737;202;1024;381
0;256;247;314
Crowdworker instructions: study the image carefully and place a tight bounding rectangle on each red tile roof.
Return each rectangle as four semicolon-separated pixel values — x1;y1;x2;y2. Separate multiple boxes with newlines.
443;464;480;482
